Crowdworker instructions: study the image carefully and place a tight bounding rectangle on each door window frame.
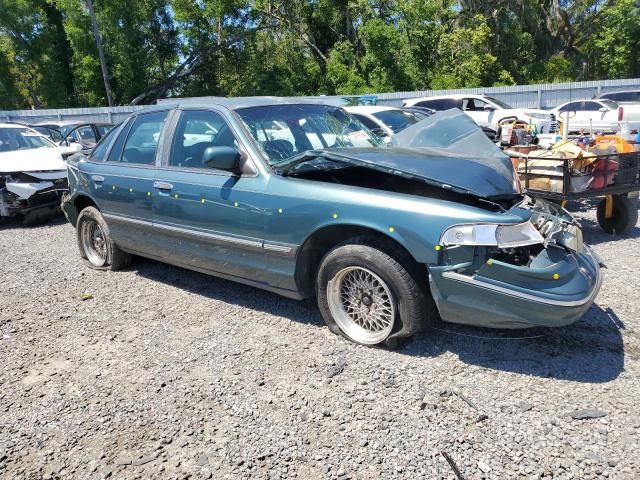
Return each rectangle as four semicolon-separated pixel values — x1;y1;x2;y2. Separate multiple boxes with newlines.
104;109;173;168
159;107;258;178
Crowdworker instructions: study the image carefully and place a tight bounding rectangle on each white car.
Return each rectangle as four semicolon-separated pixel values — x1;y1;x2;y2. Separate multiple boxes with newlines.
551;99;640;133
403;94;556;134
345;105;422;138
0;123;77;222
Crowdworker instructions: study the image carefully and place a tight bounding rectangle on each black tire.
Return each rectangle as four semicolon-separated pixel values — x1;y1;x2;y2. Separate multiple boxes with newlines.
76;206;132;271
596;195;638;234
316;236;435;348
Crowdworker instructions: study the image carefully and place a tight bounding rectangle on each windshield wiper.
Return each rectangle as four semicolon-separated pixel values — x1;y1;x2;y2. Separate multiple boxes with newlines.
273;150;327;175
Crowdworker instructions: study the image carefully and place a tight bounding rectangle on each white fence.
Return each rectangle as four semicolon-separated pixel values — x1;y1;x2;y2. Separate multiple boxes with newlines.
1;78;639;124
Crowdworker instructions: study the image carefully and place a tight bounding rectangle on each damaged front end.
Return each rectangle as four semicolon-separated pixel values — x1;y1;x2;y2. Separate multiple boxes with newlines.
429;196;603;328
0;171;68;221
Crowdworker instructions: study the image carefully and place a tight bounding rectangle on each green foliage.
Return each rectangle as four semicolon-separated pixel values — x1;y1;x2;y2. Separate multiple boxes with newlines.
0;0;638;108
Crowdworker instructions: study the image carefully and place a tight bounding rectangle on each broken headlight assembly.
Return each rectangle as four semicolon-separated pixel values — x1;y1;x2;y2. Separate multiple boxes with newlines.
440;221;544;248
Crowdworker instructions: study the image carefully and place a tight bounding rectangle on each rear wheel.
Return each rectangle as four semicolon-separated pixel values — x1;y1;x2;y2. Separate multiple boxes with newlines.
76;206;132;270
596;194;638;234
316;237;434;348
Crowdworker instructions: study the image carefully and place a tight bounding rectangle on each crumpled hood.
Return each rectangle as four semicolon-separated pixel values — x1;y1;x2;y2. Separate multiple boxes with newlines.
0;147;66;173
348;108;519;198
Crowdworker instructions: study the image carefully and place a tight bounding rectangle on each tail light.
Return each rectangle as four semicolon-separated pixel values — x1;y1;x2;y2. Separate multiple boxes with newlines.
618;107;624;121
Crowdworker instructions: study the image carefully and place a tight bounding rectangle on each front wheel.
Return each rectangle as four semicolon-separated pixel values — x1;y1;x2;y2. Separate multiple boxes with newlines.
76;206;132;270
316;238;434;348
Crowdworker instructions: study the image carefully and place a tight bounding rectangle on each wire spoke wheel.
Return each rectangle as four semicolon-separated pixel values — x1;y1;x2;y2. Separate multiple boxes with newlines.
81;219;108;267
327;266;396;344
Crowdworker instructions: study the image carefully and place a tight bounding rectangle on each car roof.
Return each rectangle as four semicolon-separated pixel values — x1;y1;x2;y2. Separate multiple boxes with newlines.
344;105;397;114
153;95;348;112
407;94;487;102
0;122;30;129
596;89;639;96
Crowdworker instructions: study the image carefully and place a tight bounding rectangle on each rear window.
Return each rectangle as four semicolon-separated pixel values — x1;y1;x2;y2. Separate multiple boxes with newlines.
371;110;420;133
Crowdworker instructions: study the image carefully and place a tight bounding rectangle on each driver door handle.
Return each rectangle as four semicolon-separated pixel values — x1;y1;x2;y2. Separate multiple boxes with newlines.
154;181;173;190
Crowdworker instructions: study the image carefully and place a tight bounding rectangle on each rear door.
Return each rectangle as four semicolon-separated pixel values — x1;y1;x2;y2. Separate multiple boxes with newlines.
91;110;171;253
558;101;586;131
151;108;267;280
462;97;491;127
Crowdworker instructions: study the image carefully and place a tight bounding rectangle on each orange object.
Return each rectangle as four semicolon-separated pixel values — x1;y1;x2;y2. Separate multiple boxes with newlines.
594;135;635;153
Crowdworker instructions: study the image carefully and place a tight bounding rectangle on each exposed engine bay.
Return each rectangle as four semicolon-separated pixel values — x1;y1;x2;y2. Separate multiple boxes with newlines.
441;195;589;276
288;164;522;212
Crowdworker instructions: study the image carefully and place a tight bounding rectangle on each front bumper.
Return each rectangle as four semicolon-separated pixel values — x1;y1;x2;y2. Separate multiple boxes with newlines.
429;244;603;329
0;180;68;218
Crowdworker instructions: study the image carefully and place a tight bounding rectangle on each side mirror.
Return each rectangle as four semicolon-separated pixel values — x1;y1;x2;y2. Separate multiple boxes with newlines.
202;146;241;171
370;127;389;138
598;107;608;113
483;105;496;111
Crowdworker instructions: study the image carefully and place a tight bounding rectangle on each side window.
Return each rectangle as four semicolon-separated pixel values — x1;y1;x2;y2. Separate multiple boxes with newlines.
416;99;458;110
97;125;112;136
462;98;486;111
107;119;131;162
583;101;601;111
89;125;119;161
170;110;238;169
121;111;168;165
559;101;581;112
76;126;97;143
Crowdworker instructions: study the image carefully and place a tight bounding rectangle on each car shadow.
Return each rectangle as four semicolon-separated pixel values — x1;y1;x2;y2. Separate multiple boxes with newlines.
133;258;624;384
133;258;325;328
401;302;624;383
0;211;67;230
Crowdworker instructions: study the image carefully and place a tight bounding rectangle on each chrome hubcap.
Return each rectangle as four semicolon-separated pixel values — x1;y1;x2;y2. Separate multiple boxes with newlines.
327;266;396;344
81;220;108;267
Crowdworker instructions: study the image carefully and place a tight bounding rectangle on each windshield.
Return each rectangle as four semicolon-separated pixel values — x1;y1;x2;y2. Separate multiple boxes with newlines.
372;109;421;133
485;96;512;109
600;99;619;109
235;104;383;165
0;127;55;153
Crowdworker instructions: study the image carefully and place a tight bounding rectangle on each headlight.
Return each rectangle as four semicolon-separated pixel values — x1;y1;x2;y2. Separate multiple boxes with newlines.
523;112;550;120
440;221;544;248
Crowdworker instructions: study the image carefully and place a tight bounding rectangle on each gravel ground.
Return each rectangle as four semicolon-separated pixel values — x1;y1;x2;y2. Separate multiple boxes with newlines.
1;201;639;480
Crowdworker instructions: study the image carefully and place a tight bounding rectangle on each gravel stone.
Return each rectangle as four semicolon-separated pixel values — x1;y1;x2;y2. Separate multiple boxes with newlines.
0;202;639;479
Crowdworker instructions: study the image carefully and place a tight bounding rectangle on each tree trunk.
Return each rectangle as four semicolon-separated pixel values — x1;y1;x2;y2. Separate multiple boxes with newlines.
85;0;114;106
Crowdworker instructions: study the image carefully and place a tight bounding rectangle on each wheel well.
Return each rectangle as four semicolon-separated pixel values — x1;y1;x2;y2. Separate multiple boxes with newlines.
74;195;97;213
66;195;98;227
295;225;421;299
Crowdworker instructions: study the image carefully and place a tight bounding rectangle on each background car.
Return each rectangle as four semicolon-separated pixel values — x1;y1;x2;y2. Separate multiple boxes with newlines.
0;123;71;223
551;99;640;133
32;121;114;154
594;90;640;105
345;105;422;138
62;100;601;349
403;94;556;134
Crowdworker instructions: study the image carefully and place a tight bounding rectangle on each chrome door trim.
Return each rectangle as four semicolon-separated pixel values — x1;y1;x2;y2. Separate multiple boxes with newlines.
154;221;263;250
102;212;298;256
103;213;153;228
103;213;262;250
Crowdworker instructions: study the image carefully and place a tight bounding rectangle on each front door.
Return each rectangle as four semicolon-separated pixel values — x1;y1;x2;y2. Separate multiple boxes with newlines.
152;108;267;282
